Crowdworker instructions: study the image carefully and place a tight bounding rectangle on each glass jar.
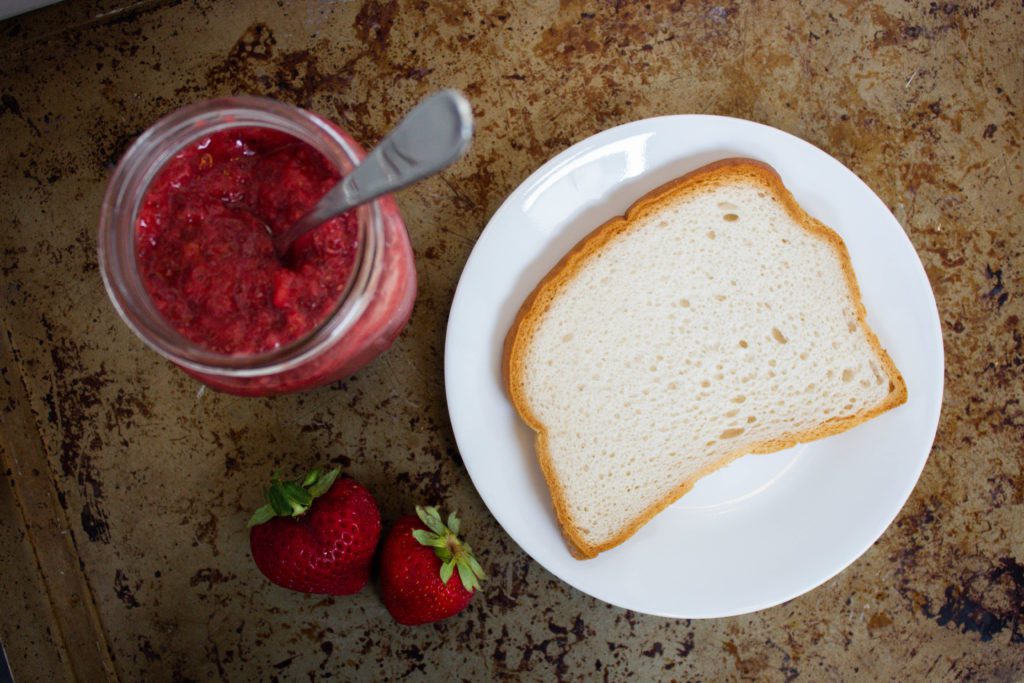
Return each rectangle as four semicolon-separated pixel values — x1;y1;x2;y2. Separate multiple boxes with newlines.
98;96;417;396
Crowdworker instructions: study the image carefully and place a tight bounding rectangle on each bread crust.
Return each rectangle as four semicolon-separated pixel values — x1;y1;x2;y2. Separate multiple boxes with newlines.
503;158;908;560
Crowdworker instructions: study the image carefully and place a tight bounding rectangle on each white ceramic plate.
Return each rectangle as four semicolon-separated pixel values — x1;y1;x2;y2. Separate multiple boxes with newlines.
444;116;943;618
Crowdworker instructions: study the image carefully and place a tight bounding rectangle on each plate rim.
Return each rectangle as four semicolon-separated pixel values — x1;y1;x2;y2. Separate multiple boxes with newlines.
444;114;945;618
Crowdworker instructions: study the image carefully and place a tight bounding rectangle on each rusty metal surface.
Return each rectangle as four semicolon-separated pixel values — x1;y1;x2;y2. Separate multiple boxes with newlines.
0;0;1021;680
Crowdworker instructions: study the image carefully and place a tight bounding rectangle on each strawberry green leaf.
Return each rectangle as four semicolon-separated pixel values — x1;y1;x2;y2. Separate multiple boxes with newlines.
415;505;431;527
306;467;340;498
440;559;455;584
280;481;313;508
301;469;319;487
267;486;292;516
467;554;486;580
412;529;444;547
247;504;276;527
447;512;460;535
457;562;479;593
416;506;447;535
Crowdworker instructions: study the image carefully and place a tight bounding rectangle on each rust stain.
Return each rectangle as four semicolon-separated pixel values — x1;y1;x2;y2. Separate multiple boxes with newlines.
354;0;399;50
114;569;141;609
923;557;1024;643
40;315;114;544
202;23;355;109
867;611;893;632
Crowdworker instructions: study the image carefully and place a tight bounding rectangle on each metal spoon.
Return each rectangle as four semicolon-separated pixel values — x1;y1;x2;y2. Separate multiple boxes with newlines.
275;89;474;256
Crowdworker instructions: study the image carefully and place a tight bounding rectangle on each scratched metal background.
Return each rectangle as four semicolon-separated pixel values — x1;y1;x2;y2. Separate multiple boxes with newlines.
1;1;1021;680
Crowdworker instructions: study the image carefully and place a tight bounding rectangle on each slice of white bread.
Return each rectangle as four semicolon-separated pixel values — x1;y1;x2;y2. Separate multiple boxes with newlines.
503;159;907;559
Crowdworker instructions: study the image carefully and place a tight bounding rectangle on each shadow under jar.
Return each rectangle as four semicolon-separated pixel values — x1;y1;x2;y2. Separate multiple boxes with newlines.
99;97;417;396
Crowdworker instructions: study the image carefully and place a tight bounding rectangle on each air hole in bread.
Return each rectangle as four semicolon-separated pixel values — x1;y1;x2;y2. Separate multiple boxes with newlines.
771;327;788;344
870;361;883;385
723;213;739;222
562;333;574;343
714;294;727;301
658;220;668;228
805;383;816;393
700;379;711;388
732;395;746;404
718;201;738;210
841;368;854;383
668;382;678;390
725;409;739;418
768;359;777;367
705;440;716;447
739;339;748;348
848;321;857;333
799;352;808;360
707;230;717;240
720;428;744;439
747;415;757;424
679;298;690;308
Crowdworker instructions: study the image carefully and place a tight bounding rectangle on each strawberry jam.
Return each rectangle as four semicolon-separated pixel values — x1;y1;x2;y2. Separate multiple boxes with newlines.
135;128;359;355
100;98;417;396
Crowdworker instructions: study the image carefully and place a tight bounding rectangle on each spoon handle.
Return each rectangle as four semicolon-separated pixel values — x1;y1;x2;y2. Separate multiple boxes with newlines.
276;90;474;254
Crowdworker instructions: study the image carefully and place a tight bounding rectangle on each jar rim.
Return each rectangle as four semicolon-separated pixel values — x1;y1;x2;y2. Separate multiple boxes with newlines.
98;96;383;377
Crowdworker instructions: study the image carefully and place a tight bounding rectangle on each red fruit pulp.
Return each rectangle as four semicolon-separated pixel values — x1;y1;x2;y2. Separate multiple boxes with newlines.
249;478;381;596
135;127;359;355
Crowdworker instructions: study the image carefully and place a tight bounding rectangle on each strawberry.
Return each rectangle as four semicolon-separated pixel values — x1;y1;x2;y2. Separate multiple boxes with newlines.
248;468;380;595
380;506;486;625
